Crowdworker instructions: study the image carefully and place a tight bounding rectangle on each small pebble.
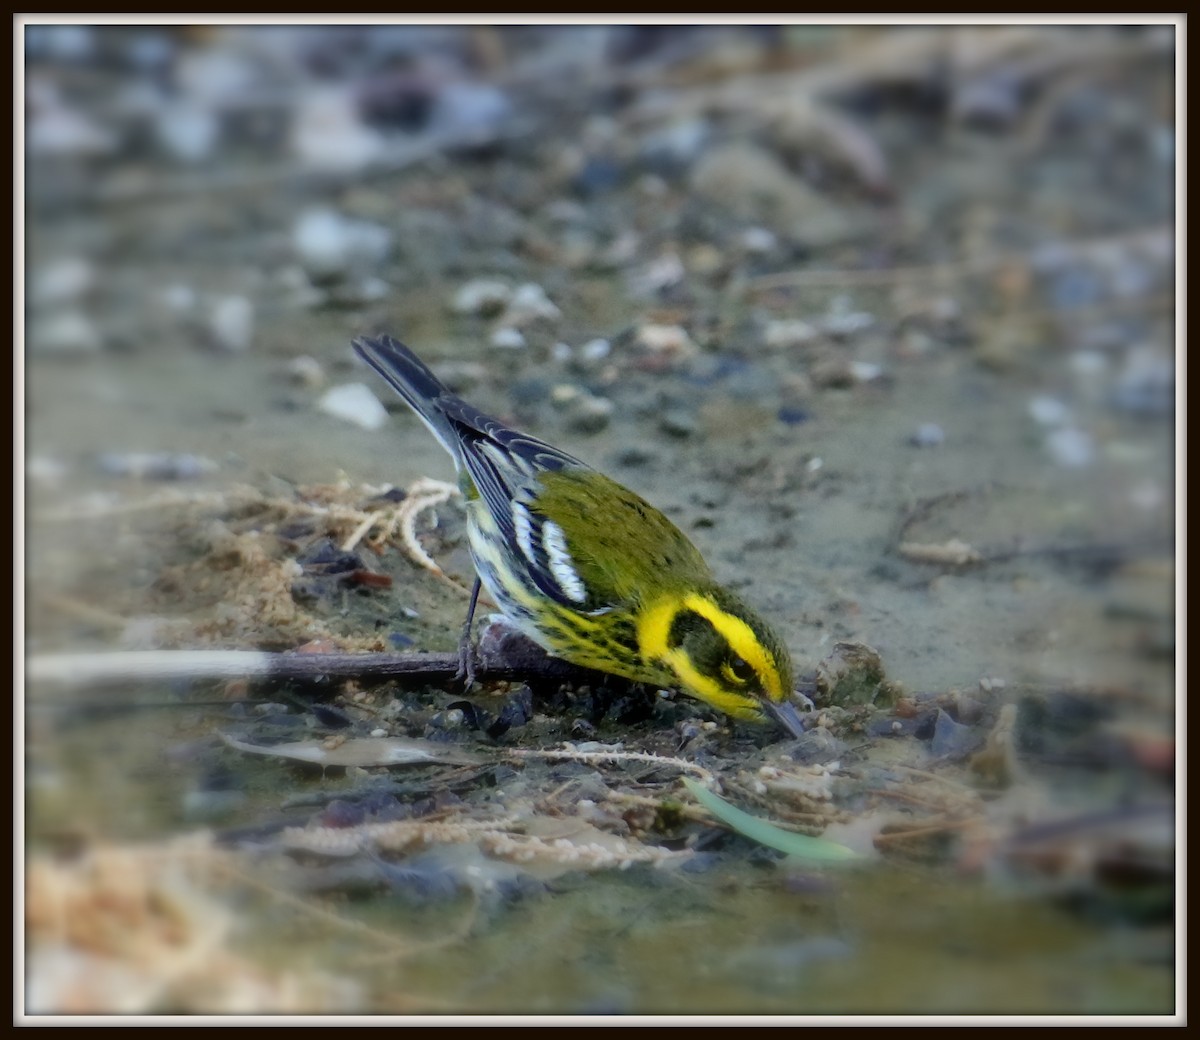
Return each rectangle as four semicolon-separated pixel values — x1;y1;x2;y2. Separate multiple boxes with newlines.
564;393;614;434
318;383;389;430
1050;267;1105;310
809;358;855;389
659;408;698;439
330;276;391;306
1044;427;1094;469
599;230;639;268
124;31;175;73
740;227;778;254
910;422;945;447
1111;347;1174;416
31;257;93;307
897;328;936;357
821;298;874;338
155;102;219;163
764;319;819;350
636;173;669;198
635;324;696;356
687;243;723;277
292;210;345;279
209;295;254;352
849;360;883;383
30;311;101;354
550;342;573;363
429;81;512;140
293;208;391;282
632;253;685;295
544;199;589;224
29;24;95;61
489;327;526;350
579;338;612;362
550;384;580;406
1128;481;1165;512
97;452;219;481
291;86;385;173
452;278;511;317
811;358;884;388
275;265;312;294
953;72;1023;128
638;116;709;173
285;355;325;388
175;44;256;103
27;455;68;486
574;155;623;196
27;94;116;157
502;283;561;325
1028;395;1071;427
159;284;197;313
1068;349;1109;388
615;446;654;467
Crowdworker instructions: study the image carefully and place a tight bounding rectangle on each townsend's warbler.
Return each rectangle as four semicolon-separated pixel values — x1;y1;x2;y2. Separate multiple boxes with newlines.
353;334;806;738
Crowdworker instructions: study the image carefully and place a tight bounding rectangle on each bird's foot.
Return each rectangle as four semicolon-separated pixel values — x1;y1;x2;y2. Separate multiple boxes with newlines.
454;634;478;691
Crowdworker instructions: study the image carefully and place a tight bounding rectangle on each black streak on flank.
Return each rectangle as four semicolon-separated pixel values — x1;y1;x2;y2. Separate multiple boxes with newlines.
608;617;639;654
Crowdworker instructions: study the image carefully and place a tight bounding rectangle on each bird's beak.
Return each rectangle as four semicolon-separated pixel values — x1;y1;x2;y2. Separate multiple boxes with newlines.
762;696;809;739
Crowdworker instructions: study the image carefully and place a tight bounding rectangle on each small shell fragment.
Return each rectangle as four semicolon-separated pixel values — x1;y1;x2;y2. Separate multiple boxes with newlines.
898;539;983;566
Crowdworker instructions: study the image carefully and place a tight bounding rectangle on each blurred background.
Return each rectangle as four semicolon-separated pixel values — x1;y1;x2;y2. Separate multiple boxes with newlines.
23;22;1176;1017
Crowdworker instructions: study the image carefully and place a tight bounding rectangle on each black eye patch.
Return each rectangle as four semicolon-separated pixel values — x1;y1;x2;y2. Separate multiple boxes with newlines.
667;609;714;651
667;609;729;677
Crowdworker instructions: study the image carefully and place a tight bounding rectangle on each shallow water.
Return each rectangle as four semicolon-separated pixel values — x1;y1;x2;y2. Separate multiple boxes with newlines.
24;23;1176;1018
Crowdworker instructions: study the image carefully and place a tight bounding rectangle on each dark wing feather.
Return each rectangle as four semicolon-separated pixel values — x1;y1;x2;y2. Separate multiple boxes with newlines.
436;396;600;608
437;394;585;478
354;334;595;608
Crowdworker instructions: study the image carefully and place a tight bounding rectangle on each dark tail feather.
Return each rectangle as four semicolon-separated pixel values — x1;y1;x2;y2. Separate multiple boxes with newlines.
352;335;460;456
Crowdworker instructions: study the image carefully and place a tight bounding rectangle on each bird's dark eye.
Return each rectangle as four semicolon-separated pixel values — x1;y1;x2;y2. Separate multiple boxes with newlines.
726;656;755;683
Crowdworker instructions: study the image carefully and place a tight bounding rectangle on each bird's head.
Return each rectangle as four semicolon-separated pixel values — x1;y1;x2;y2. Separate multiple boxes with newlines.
638;587;807;738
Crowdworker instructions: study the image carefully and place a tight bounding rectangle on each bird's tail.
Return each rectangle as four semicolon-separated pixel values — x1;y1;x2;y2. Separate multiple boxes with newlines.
352;334;462;460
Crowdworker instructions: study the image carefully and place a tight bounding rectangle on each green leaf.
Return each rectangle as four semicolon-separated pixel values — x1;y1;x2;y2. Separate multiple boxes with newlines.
682;777;862;863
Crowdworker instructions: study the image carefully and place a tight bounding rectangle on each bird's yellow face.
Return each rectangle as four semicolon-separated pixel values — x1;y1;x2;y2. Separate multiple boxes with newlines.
637;589;798;728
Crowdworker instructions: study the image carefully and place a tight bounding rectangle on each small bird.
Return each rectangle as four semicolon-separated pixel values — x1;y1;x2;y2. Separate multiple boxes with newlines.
353;334;806;738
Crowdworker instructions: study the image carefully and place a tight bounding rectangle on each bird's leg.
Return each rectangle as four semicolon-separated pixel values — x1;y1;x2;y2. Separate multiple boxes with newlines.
454;577;482;689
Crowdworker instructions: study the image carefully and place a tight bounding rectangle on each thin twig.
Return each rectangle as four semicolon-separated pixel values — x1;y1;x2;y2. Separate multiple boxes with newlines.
602;789;714;824
867;787;959;813
507;748;715;785
873;816;982;845
25;644;598;689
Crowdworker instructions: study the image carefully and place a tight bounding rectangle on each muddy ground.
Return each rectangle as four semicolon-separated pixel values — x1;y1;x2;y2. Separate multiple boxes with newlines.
24;24;1176;1017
